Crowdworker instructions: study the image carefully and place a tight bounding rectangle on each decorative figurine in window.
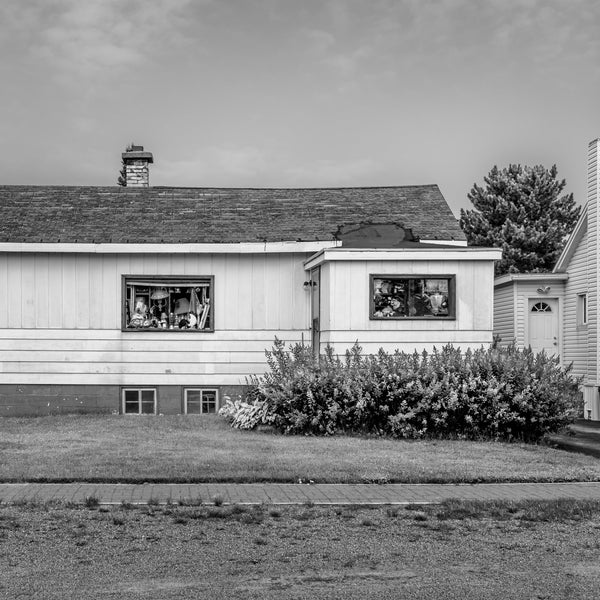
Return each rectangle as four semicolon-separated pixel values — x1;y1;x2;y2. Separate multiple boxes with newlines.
389;297;404;317
408;293;431;317
429;293;445;315
134;296;147;316
174;297;190;316
150;300;165;319
129;296;148;327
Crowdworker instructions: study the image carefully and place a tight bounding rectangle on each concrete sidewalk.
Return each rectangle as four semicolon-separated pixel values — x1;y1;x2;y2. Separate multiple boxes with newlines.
2;482;600;506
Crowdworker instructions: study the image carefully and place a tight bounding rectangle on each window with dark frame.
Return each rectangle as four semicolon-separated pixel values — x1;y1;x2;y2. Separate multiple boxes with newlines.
578;293;588;325
370;275;455;319
122;388;156;414
123;276;213;331
184;389;218;414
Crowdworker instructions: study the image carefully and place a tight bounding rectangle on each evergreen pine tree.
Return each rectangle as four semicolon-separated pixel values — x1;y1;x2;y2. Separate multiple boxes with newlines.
117;158;127;186
459;164;581;276
117;143;133;187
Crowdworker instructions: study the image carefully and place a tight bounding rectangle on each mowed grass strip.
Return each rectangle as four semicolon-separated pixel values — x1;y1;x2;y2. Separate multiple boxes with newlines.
1;414;600;483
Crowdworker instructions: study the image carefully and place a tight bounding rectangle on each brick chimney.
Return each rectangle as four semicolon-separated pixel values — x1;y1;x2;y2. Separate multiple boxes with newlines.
122;144;153;187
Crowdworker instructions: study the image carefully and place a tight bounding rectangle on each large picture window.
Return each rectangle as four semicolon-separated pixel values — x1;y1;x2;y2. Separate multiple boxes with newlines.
370;275;455;319
122;276;213;331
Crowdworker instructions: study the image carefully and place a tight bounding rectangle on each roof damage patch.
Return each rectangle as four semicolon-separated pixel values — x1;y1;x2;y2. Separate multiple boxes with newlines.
336;222;418;248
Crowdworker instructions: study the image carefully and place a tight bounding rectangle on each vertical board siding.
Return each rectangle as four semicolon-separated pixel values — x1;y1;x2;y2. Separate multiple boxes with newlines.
0;251;496;384
21;254;36;328
493;282;515;346
0;254;7;328
457;260;475;331
0;251;312;386
319;263;331;334
34;253;49;328
324;259;494;350
76;254;90;329
7;254;22;328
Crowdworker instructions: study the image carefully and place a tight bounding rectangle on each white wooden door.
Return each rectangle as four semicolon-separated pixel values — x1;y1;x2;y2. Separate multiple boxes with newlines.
528;299;559;357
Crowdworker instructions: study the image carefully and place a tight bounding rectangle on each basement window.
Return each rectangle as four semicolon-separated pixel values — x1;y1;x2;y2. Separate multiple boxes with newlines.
184;389;219;414
122;388;157;415
122;276;213;331
370;275;455;319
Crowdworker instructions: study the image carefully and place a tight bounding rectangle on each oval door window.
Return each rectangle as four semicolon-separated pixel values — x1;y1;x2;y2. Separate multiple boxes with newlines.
531;302;552;312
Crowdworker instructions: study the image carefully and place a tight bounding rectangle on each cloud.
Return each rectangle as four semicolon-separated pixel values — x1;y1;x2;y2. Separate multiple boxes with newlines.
302;28;336;55
1;0;199;82
154;144;269;187
284;157;382;187
153;146;383;189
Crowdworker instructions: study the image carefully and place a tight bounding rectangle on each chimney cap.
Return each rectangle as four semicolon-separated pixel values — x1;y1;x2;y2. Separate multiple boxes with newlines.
122;148;154;163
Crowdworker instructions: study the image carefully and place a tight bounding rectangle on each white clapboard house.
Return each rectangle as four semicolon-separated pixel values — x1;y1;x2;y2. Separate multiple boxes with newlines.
494;137;600;420
0;146;500;416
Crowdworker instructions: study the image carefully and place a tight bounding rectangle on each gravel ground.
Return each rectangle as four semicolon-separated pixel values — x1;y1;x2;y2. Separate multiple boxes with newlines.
1;502;600;599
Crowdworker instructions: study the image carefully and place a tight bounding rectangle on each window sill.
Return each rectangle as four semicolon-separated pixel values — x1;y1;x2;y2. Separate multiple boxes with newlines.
121;327;214;333
370;316;456;321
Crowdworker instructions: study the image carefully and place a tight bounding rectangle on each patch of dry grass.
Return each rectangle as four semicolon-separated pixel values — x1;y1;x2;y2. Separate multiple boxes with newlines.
2;501;600;599
1;414;600;483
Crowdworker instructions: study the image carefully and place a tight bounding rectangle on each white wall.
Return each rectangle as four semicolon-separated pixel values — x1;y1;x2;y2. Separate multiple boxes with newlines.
588;139;599;383
318;258;496;354
0;252;311;386
493;282;515;347
562;233;590;379
513;281;564;351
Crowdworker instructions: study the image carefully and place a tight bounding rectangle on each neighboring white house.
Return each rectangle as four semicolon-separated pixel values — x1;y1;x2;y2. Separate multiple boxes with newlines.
0;146;500;416
494;137;600;420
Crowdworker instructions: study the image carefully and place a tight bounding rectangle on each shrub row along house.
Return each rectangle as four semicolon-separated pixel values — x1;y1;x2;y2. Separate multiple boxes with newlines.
494;137;600;421
0;146;500;416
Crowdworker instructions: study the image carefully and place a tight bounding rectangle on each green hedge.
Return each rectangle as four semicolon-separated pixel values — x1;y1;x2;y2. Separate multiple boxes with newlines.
219;340;582;441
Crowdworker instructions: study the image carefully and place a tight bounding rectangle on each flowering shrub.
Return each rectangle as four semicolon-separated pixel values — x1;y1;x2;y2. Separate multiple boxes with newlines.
225;339;582;441
218;395;271;430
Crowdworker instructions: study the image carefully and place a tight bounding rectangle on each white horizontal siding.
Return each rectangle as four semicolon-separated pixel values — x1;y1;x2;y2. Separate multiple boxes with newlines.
0;328;307;386
514;281;564;351
493;282;515;346
562;231;589;379
589;140;599;382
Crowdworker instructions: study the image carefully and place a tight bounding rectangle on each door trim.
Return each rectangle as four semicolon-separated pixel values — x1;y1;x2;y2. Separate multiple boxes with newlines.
525;296;560;359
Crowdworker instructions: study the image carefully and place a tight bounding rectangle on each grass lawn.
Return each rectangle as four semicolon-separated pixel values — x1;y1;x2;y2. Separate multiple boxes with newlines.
1;414;600;483
2;499;600;599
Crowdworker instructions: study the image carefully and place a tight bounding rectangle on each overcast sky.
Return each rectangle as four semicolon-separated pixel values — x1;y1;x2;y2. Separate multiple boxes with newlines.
1;0;599;216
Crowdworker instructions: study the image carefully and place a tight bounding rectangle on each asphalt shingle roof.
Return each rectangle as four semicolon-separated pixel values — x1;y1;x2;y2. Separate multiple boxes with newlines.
0;185;466;244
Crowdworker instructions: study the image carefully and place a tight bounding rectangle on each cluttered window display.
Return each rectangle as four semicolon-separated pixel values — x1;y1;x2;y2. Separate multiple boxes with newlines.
124;278;212;331
371;276;453;319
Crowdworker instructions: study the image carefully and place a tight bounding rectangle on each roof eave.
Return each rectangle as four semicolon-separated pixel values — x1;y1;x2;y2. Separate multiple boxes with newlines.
553;207;588;273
